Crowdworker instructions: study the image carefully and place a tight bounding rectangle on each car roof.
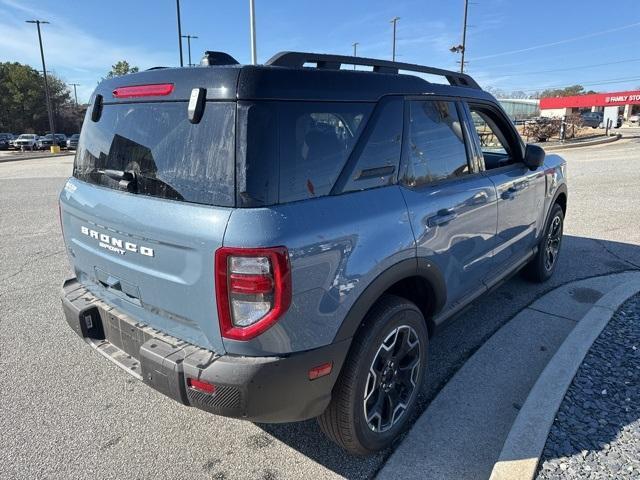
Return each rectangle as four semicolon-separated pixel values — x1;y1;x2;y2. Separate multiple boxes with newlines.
94;51;495;104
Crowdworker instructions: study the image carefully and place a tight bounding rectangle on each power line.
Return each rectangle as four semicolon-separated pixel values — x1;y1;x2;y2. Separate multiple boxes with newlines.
496;57;640;78
469;21;640;61
471;42;638;70
503;75;640;93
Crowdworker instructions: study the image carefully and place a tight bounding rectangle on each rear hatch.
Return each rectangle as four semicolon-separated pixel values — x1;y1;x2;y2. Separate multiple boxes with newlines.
59;67;239;353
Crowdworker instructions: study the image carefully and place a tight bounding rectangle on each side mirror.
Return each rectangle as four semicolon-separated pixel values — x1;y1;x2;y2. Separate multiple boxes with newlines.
523;144;545;170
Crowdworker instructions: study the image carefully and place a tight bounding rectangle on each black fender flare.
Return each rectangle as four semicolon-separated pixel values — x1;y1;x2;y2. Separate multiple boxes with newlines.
551;182;568;212
333;257;447;343
544;183;568;230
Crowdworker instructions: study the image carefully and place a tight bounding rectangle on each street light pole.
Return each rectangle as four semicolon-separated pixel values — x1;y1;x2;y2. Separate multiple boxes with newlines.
69;83;80;104
460;0;469;73
249;0;257;64
390;17;400;62
352;42;359;70
181;34;198;66
26;20;56;137
176;0;184;67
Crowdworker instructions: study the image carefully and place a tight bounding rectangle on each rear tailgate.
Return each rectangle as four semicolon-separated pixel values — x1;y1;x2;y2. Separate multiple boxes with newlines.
60;179;231;352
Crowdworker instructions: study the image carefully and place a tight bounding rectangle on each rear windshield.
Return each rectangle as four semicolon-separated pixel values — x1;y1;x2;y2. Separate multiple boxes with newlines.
74;102;235;207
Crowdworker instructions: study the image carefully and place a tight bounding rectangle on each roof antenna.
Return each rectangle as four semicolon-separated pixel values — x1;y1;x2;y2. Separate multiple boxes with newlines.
200;51;240;66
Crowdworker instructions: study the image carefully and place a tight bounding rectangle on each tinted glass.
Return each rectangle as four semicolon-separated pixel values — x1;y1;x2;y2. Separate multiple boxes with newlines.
73;102;235;207
277;102;371;203
404;100;468;187
343;98;403;193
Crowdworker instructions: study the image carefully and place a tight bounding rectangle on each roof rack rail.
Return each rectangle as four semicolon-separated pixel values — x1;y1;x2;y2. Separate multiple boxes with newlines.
265;51;480;89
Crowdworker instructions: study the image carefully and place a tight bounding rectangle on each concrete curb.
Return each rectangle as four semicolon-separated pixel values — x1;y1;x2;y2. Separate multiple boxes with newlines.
544;134;621;151
0;152;70;163
489;277;640;480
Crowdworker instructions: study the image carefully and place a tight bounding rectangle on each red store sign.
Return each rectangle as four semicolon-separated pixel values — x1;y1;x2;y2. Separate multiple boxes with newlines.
540;90;640;109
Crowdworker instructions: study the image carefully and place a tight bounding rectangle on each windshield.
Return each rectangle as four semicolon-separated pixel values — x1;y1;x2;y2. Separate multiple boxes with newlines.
73;101;236;207
18;134;36;139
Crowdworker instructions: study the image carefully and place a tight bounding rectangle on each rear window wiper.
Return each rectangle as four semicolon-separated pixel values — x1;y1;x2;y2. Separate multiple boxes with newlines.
97;169;184;201
100;169;137;192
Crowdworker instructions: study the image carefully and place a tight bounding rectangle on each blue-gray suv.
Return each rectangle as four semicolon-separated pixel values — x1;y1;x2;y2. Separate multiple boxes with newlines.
59;51;567;455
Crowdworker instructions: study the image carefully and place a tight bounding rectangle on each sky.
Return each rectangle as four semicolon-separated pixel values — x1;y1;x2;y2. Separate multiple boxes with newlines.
1;0;639;103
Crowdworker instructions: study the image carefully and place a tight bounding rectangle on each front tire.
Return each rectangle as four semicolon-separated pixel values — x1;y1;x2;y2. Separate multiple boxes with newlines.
318;295;428;455
524;203;564;282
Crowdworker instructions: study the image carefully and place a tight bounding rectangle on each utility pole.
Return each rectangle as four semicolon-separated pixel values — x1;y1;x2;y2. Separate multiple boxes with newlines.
26;20;56;138
460;0;469;73
249;0;257;64
181;34;198;66
390;17;400;61
176;0;184;67
449;0;470;73
69;83;80;104
352;42;359;70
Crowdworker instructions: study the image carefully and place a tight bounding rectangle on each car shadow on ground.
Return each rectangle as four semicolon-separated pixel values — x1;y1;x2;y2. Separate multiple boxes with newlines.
256;236;640;479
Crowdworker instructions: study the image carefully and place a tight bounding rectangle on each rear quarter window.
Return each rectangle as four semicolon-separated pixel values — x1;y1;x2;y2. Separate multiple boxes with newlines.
277;102;372;203
237;101;373;206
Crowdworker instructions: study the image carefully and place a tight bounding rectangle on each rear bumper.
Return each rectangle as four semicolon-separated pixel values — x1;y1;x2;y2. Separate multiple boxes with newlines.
61;278;350;423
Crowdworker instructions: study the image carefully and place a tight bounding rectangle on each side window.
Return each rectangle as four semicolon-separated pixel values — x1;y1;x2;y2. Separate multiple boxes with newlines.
278;102;372;203
468;106;521;170
403;100;469;188
470;111;508;155
343;98;403;193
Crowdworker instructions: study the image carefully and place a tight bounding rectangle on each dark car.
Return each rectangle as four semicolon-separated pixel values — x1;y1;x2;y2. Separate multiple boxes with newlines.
581;112;603;129
59;50;568;455
38;133;67;149
0;133;13;150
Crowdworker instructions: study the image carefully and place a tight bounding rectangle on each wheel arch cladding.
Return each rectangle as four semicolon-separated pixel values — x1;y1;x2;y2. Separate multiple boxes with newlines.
554;189;567;215
333;258;447;342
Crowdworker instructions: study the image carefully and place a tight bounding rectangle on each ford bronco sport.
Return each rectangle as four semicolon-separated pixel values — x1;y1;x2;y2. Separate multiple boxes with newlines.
59;51;567;455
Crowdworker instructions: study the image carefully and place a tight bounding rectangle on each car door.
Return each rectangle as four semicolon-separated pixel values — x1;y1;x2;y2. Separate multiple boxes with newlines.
399;98;498;316
463;102;546;284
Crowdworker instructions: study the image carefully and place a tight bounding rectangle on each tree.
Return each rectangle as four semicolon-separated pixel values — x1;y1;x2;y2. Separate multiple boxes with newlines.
0;62;84;134
105;60;139;79
540;85;598;98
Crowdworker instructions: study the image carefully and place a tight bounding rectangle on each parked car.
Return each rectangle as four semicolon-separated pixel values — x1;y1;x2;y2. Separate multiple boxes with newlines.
629;113;640;124
59;51;568;455
580;111;603;129
14;133;39;150
66;134;80;150
38;133;67;149
0;133;13;150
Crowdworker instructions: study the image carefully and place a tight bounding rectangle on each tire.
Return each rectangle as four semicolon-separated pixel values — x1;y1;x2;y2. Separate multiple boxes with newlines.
318;294;428;455
524;203;564;282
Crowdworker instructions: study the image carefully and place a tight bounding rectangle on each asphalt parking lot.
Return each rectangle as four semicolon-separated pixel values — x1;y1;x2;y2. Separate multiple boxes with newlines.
1;138;639;479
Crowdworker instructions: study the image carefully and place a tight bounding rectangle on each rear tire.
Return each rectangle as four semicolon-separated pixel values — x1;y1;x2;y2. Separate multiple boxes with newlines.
318;295;428;455
524;203;564;282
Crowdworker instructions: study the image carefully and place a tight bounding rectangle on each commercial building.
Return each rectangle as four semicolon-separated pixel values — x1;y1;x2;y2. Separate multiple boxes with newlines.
498;98;540;121
540;90;640;122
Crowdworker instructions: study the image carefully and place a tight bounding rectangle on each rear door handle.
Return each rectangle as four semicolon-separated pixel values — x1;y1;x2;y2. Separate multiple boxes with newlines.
501;189;516;200
428;209;458;227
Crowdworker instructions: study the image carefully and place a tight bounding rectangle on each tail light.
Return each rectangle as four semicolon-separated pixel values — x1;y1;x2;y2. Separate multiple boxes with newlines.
112;83;174;98
215;247;291;341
